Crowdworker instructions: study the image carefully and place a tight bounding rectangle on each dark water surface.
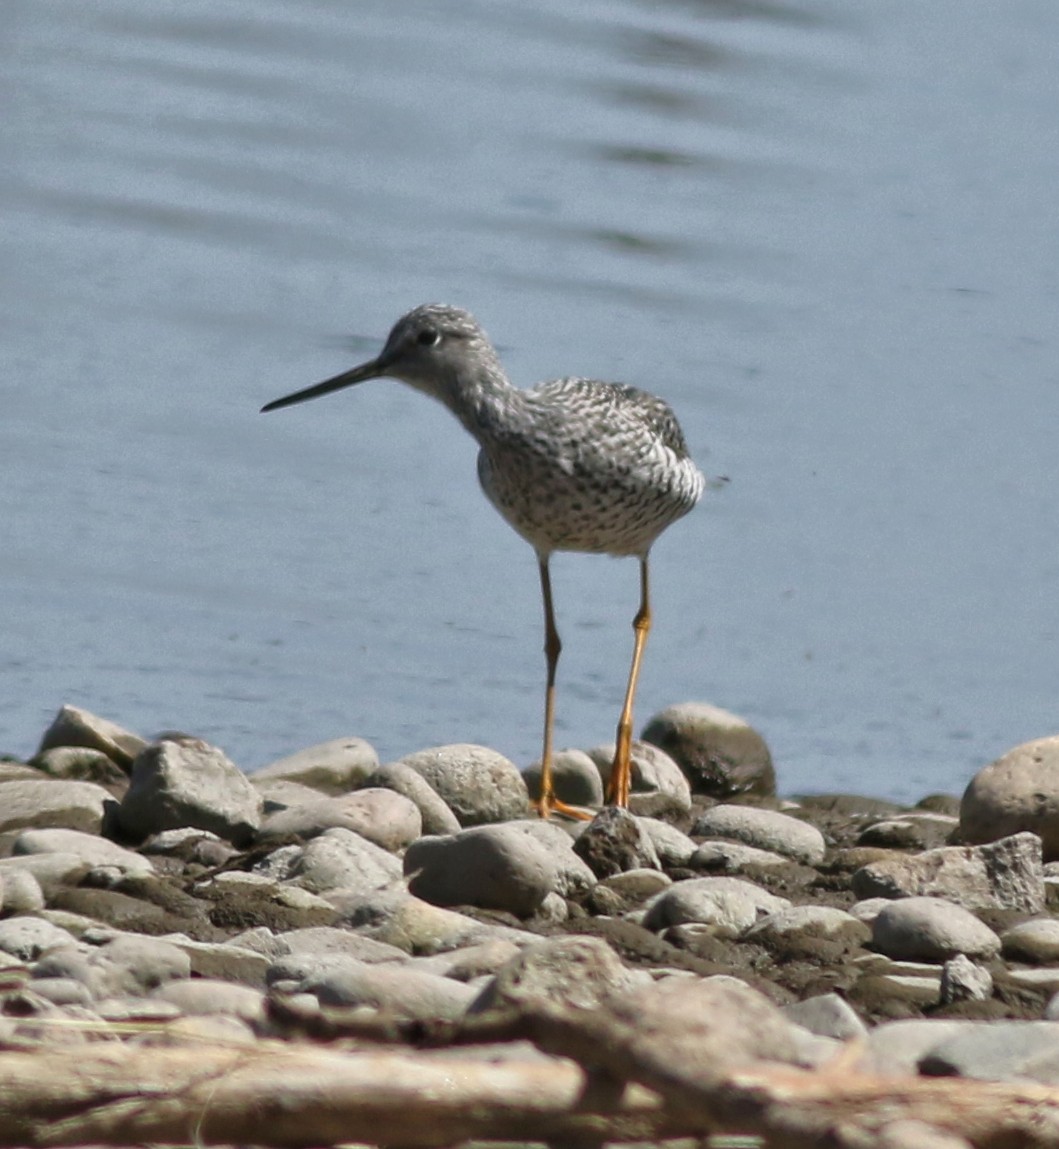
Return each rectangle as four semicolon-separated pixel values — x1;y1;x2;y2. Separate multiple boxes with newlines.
3;1;1058;801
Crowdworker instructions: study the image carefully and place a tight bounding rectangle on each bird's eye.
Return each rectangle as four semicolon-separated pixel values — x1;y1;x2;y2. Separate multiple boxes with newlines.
417;328;440;347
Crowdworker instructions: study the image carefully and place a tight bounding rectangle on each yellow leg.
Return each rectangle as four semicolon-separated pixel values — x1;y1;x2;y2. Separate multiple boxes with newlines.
536;556;592;820
607;555;651;807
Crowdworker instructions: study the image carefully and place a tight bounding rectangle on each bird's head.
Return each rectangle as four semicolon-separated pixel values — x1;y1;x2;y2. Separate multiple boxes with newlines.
261;303;501;413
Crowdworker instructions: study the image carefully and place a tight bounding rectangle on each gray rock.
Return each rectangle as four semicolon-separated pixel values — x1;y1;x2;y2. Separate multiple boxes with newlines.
782;992;868;1041
290;827;403;895
0;778;114;835
638;818;697;867
692;805;826;865
469;935;634;1016
608;975;803;1074
523;749;604;810
405;824;562;917
852;832;1043;913
32;747;129;790
360;761;462;836
939;954;993;1004
412;939;522;983
36;705;147;769
152;978;266;1022
857;813;958;850
691;840;792;872
0;917;75;960
643;876;790;936
744;905;870;948
332;887;531;954
278;954;475;1021
0;868;44;915
871;897;1001;962
29;977;95;1007
259;788;422;851
961;737;1059;860
573;806;661;878
118;739;263;846
254;737;379;793
255;779;330;811
584;741;692;818
159;937;271;987
13;828;154;879
274;926;409;965
87;934;191;997
1001;917;1059;963
398;744;529;826
920;1021;1059;1083
640;701;776;798
502;820;597;898
855;1019;979;1076
601;868;671;901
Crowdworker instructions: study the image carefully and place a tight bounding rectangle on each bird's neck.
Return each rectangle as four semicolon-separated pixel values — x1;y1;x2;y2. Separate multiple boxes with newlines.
436;365;526;440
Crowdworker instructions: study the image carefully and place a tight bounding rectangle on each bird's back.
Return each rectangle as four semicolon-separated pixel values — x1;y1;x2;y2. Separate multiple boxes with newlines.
476;375;705;557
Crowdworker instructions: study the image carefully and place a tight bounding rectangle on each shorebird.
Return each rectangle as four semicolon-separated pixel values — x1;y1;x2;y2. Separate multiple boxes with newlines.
262;304;705;818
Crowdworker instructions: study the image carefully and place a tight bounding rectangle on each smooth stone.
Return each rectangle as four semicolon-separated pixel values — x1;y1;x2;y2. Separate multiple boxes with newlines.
405;824;563;917
276;954;476;1021
503;820;597;898
643;876;790;937
152;978;266;1022
782;992;868;1041
692;805;826;865
523;749;605;809
331;887;531;954
855;1020;979;1076
287;827;403;895
468;935;634;1016
254;737;379;793
1005;968;1059;994
640;701;776;798
609;975;803;1073
86;934;191;997
36;705;147;769
0;868;44;914
359;760;462;836
920;1021;1059;1083
638;818;697;867
961;737;1059;860
584;741;692;818
29;977;95;1007
0;778;113;835
271;926;407;965
398;744;529;826
851;832;1044;913
412;939;522;983
0;917;75;960
573;806;661;878
159;936;271;987
939;954;993;1003
691;840;792;872
857;813;958;850
32;747;129;790
13;828;154;879
255;780;330;811
600;868;672;900
862;973;943;1007
744;905;870;948
848;897;897;925
259;788;422;851
118;739;263;846
871;897;1001;962
1001;917;1059;963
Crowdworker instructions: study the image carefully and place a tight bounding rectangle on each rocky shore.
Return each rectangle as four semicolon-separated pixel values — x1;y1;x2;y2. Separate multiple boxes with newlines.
3;702;1059;1148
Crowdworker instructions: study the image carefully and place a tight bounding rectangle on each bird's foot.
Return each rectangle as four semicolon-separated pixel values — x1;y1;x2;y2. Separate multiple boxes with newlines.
535;795;596;821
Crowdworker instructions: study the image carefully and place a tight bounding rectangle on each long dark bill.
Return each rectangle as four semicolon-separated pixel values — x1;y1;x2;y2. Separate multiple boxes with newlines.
260;357;386;414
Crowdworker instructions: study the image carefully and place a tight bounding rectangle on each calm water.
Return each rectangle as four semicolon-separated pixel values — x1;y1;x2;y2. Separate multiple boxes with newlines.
2;1;1058;801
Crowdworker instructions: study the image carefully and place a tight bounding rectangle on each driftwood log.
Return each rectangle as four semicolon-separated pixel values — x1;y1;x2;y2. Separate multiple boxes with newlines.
0;1022;1058;1149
